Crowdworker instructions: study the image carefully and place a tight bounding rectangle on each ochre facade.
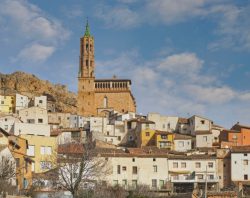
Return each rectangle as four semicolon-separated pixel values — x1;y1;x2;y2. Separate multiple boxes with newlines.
77;22;136;116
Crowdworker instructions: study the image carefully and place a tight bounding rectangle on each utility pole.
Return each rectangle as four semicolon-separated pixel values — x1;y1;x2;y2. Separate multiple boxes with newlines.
204;165;208;198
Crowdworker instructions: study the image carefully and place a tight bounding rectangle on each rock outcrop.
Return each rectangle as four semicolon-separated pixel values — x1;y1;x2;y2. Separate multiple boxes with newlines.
0;71;77;113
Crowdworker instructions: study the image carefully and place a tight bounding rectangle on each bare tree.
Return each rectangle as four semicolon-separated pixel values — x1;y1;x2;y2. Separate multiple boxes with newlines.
0;151;16;195
41;142;110;198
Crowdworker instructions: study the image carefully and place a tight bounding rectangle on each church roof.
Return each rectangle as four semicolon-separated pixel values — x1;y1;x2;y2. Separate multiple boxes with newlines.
84;20;91;37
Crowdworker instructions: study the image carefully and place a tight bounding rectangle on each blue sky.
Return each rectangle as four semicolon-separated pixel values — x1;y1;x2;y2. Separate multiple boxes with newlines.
0;0;250;128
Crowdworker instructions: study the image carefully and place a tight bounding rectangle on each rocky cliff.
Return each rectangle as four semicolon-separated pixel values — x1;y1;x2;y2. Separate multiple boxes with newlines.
0;71;77;113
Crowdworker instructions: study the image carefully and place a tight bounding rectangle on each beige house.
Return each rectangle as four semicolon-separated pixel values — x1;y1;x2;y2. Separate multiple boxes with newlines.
147;113;179;132
48;112;71;129
19;106;48;124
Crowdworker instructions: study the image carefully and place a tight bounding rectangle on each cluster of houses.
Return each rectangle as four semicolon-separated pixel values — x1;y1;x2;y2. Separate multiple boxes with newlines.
0;93;250;196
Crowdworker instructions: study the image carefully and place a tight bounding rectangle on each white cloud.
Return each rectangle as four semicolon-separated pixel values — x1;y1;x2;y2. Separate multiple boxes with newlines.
184;85;235;104
17;44;55;62
95;4;140;28
157;53;203;74
0;0;70;62
208;4;250;51
96;49;250;127
145;0;207;24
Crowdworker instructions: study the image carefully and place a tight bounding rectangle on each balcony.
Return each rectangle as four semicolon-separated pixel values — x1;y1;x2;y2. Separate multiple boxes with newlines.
171;175;219;183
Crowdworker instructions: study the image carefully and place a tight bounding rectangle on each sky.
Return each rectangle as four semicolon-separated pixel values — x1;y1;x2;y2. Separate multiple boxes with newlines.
0;0;250;128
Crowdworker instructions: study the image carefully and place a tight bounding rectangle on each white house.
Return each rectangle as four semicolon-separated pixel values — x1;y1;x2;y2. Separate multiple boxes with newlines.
174;134;192;152
103;148;169;190
231;146;250;182
188;115;213;136
70;115;85;128
168;154;218;192
15;93;29;113
196;131;213;148
0;115;21;133
14;122;50;136
34;95;47;109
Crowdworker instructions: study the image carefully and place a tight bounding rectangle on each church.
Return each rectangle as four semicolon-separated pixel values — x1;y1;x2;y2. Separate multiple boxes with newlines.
77;22;136;116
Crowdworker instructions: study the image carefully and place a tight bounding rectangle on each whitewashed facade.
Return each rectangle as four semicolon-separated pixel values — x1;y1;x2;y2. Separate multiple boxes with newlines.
15;93;29;113
231;148;250;182
0;115;21;133
34;95;47;109
105;155;169;189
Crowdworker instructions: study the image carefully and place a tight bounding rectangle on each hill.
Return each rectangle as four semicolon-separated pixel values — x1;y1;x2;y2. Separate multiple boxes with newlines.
0;71;77;113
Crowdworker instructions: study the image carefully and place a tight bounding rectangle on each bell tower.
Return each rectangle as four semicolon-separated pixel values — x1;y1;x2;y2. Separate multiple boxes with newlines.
77;21;96;116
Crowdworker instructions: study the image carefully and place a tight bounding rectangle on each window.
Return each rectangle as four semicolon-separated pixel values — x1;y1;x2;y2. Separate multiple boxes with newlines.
146;132;150;136
117;165;121;174
203;136;208;142
40;146;52;155
152;179;157;188
173;162;178;168
132;166;137;174
159;180;165;189
181;162;186;168
122;166;127;171
4;118;7;121
163;124;165;129
132;180;137;188
201;120;205;124
208;162;213;168
196;162;201;168
27;119;35;124
40;146;45;155
1;101;4;104
244;153;248;156
232;135;237;140
31;162;35;172
153;158;156;162
39;100;43;104
46;147;52;155
118;136;121;141
243;160;248;165
132;158;135;162
244;175;248;180
122;180;127;187
27;145;35;156
103;96;108;108
178;141;184;147
197;174;203;180
38;119;43;123
86;60;89;66
153;165;157;172
113;180;118;186
4;125;8;130
209;175;214;180
161;135;167;139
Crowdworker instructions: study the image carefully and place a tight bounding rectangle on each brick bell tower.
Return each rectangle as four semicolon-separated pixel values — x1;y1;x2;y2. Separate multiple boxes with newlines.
77;21;96;116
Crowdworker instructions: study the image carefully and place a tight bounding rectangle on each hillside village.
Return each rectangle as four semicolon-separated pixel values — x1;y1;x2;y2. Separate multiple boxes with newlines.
0;91;249;197
0;22;249;198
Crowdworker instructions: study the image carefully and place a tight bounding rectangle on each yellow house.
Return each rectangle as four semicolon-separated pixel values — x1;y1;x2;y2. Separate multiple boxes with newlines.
140;129;174;149
21;135;57;173
155;131;174;149
0;95;15;113
0;128;33;191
